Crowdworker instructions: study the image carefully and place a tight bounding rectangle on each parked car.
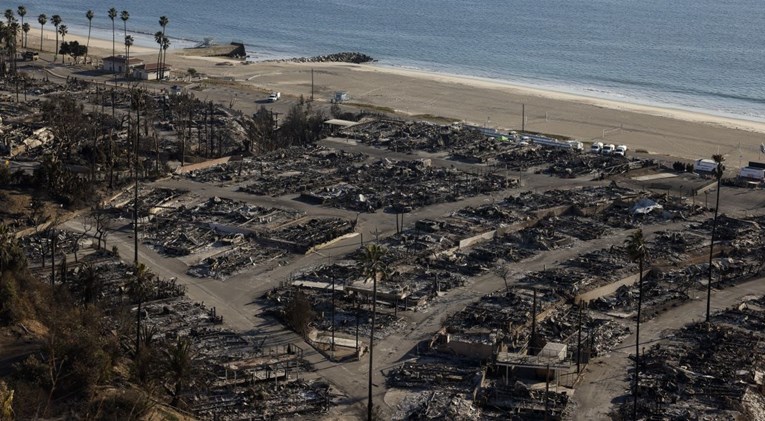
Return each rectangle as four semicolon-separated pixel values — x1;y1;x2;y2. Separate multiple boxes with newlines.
613;145;628;156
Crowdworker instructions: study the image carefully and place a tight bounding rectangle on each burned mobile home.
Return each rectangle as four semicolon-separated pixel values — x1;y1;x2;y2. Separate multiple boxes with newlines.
618;296;765;420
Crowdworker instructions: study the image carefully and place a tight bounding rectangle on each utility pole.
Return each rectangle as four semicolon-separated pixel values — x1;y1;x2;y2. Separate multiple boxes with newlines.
545;364;550;421
706;160;724;322
311;68;314;101
521;104;525;132
368;272;378;420
50;229;56;288
577;303;583;374
331;275;335;352
355;295;360;351
530;288;537;355
133;91;140;265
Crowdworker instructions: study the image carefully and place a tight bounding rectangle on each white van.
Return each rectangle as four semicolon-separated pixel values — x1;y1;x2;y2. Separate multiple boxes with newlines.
694;159;719;174
613;145;628;156
739;166;765;182
591;142;604;154
602;144;615;155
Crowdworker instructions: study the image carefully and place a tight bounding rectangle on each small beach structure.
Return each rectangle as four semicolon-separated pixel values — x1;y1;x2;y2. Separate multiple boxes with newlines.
102;55;144;74
133;63;173;80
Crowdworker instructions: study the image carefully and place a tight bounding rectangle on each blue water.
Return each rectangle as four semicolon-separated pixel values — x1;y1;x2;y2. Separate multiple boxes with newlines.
15;0;765;121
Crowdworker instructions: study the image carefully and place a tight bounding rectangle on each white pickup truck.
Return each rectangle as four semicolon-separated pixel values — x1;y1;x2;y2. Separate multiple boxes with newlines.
268;92;281;102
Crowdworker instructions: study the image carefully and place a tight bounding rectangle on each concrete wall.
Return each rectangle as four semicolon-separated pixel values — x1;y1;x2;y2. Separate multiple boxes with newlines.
459;230;496;249
443;339;494;360
574;270;649;304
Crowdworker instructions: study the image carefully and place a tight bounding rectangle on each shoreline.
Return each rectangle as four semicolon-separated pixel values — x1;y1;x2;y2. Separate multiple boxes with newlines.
37;23;765;132
29;27;765;165
365;63;765;135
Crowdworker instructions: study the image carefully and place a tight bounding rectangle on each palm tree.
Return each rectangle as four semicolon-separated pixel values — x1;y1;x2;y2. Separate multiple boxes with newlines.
85;10;94;62
4;10;13;25
16;6;26;47
153;30;163;73
8;22;19;73
161;36;171;78
76;262;101;307
124;35;133;77
357;243;388;421
21;22;29;50
36;14;45;52
120;10;129;58
57;24;67;62
50;15;61;62
157;16;169;79
126;263;154;356
108;7;117;74
705;154;725;323
625;229;647;420
162;336;196;407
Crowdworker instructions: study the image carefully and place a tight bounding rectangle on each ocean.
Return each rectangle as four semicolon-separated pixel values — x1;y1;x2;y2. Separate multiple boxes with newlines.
15;0;765;121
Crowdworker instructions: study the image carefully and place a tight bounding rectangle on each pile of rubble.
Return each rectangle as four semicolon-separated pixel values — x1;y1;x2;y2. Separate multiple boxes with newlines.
202;146;367;190
269;218;354;252
340;120;496;156
504;185;638;214
476;379;569;420
183;196;301;229
387;358;484;420
537;305;628;357
506;225;570;251
387;359;482;390
620;299;765;419
562;247;634;283
452;204;528;227
392;390;483;421
438;289;560;352
57;256;330;420
20;229;84;263
695;214;761;242
647;230;709;264
535;216;610;241
519;269;591;299
113;187;188;218
264;264;407;342
497;146;577;171
141;300;329;420
187;243;288;279
595;195;705;228
303;158;512;212
542;153;646;178
593;256;762;320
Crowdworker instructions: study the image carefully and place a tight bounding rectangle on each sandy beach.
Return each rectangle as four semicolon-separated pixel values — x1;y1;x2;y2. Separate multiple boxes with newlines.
35;27;765;167
26;26;155;59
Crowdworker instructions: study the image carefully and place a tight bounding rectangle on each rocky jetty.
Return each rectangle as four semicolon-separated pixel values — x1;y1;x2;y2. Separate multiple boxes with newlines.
280;52;375;64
